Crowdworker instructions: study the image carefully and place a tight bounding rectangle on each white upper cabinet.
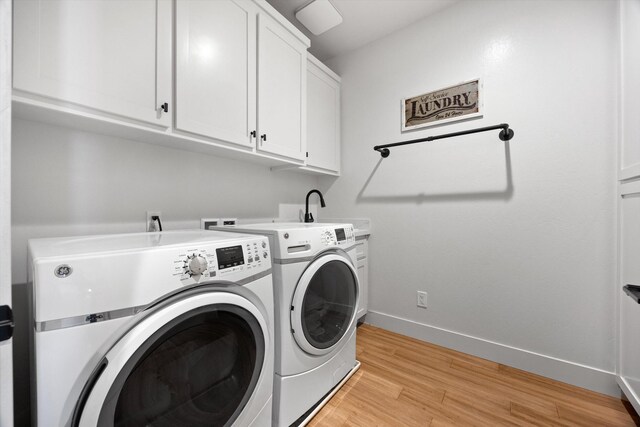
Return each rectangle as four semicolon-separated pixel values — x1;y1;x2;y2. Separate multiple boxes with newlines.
175;0;257;148
257;12;307;162
620;0;640;181
13;0;172;127
12;0;312;167
305;55;341;174
176;0;308;162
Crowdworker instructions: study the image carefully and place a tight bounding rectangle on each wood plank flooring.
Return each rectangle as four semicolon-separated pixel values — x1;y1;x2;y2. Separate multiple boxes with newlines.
308;324;640;426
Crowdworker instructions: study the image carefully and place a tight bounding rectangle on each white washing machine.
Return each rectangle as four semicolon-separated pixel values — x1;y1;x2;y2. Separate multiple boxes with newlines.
215;223;359;426
27;230;274;427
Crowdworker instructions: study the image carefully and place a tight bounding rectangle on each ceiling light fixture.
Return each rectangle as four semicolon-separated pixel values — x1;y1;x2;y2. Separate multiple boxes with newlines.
295;0;343;36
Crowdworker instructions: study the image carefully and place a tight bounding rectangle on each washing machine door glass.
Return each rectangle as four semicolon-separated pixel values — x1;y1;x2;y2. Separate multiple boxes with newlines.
291;253;359;355
73;292;267;427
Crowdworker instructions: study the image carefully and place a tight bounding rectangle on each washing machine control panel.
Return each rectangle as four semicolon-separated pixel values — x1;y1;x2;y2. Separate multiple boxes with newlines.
320;226;355;246
173;238;270;282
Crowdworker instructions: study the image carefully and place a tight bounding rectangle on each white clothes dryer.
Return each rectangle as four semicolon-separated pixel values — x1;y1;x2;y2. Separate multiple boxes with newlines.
28;230;274;427
215;223;359;426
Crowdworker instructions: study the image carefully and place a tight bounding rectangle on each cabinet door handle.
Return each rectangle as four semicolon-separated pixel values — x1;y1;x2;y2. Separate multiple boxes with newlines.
0;305;13;342
261;134;267;141
250;130;256;139
160;102;169;113
623;284;640;304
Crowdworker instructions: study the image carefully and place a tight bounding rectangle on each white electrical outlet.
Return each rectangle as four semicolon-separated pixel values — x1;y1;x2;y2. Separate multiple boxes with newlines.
146;211;162;232
417;291;428;308
201;218;221;230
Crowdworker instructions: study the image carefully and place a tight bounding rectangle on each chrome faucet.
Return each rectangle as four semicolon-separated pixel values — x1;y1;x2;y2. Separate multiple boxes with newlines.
304;189;325;223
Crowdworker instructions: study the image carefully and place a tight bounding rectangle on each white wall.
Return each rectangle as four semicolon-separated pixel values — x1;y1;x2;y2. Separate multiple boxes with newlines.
323;0;619;394
11;118;319;284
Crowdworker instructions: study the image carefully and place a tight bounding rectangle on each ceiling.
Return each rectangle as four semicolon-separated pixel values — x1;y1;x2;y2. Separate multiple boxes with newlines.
266;0;459;62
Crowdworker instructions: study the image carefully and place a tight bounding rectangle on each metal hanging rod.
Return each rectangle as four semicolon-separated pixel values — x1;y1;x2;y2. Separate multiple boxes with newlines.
373;123;515;158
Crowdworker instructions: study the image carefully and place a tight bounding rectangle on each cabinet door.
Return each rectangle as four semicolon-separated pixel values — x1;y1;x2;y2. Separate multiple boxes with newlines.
355;239;369;319
176;0;257;148
257;13;307;161
356;259;368;319
13;0;171;127
618;184;640;414
307;59;340;173
620;0;640;180
617;0;640;415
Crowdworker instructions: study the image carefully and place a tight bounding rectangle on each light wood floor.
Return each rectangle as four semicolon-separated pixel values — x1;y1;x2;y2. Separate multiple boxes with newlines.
308;324;640;426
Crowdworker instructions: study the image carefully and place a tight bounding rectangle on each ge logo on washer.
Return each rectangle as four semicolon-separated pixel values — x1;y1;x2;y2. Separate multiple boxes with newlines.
54;264;73;278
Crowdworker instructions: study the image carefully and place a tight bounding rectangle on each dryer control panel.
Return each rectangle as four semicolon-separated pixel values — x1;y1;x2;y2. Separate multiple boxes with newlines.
172;237;270;283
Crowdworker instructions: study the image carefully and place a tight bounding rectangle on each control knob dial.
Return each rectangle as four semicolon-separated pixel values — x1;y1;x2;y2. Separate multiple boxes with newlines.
322;229;334;243
185;254;208;276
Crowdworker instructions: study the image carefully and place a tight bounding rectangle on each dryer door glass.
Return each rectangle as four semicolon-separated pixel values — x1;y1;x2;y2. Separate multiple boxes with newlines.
301;259;357;350
96;304;264;427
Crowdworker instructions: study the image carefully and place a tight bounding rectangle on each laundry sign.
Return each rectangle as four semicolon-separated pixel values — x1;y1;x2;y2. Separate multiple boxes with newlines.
402;79;482;131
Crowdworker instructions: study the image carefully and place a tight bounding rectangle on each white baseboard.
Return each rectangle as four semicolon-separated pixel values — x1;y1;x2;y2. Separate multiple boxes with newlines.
364;310;620;397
